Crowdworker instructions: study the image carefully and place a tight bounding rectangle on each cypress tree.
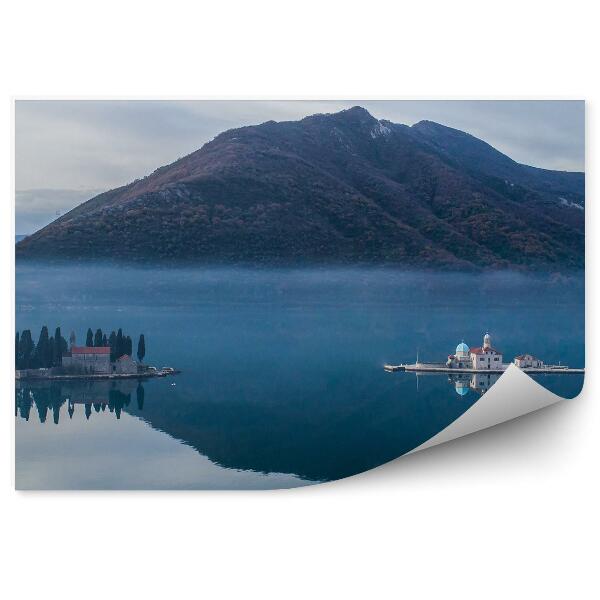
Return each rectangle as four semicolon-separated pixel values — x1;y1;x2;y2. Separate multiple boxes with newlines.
48;336;55;367
36;326;50;368
125;336;133;357
109;331;117;361
18;330;34;369
15;331;20;369
102;333;108;347
116;328;124;358
54;327;63;366
86;328;94;347
36;390;49;423
60;336;68;357
94;328;103;347
137;334;146;363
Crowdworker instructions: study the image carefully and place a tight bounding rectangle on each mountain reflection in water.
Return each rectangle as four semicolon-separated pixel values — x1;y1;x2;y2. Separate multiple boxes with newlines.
15;375;481;484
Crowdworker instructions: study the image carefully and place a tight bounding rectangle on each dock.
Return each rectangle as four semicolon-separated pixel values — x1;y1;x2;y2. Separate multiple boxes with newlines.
384;363;584;375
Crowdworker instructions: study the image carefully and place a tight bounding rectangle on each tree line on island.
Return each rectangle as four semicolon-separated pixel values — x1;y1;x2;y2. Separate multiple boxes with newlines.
15;325;146;370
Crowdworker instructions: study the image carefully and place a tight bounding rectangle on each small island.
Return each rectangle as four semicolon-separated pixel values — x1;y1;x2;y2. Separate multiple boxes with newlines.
15;326;179;380
384;333;584;374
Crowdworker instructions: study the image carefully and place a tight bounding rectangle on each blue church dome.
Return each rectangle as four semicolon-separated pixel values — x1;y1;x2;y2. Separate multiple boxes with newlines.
456;342;470;356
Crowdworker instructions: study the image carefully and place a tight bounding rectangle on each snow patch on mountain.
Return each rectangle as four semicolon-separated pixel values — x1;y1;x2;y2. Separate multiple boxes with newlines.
559;196;584;210
371;121;391;139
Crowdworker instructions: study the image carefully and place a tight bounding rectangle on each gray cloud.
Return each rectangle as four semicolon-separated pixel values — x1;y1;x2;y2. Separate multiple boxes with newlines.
15;100;584;234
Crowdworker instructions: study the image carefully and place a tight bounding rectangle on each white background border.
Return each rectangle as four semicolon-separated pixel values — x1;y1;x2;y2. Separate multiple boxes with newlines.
1;2;597;599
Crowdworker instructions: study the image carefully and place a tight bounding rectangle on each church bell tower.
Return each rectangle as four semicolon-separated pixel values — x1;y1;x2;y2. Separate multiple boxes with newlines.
483;332;491;349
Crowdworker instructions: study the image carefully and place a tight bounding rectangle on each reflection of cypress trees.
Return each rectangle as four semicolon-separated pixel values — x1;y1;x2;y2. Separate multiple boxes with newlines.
16;384;68;424
108;389;130;420
15;387;34;421
16;382;137;423
136;383;145;410
21;393;32;421
53;405;60;425
37;403;48;422
50;383;63;425
34;387;51;423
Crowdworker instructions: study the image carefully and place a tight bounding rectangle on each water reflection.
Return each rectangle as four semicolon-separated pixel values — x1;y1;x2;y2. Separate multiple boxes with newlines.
15;374;481;482
15;369;583;486
448;373;502;397
15;380;142;424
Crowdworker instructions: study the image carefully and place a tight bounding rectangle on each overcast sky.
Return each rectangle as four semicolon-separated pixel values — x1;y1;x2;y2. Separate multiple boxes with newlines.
15;100;585;234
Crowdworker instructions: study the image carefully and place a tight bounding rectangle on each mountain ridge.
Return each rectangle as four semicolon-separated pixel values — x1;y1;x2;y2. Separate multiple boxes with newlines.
16;106;584;270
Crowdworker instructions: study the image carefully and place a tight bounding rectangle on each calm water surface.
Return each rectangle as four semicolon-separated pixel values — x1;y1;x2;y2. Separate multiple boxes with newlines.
15;264;584;489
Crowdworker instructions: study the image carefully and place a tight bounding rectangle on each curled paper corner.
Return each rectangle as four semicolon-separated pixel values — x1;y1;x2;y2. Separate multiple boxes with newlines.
409;364;567;454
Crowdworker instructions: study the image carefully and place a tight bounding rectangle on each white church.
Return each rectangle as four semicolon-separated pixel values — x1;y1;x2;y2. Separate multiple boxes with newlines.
446;333;503;371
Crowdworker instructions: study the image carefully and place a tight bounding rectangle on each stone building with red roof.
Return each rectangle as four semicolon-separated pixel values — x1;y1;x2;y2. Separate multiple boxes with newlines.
513;353;544;368
446;333;503;370
468;333;503;370
62;345;138;375
62;345;112;374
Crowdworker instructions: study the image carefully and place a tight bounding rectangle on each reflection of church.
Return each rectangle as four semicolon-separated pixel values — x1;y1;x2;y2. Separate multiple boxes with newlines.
446;333;503;370
450;372;501;396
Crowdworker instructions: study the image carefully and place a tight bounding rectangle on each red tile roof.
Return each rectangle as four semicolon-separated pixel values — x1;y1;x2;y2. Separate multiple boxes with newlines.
470;346;501;355
71;346;111;355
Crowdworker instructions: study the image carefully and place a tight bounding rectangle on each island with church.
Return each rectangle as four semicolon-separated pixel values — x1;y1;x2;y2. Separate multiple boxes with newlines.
14;325;179;380
384;333;584;374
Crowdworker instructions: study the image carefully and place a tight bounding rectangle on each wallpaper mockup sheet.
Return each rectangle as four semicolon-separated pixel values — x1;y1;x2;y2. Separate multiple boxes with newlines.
14;100;585;489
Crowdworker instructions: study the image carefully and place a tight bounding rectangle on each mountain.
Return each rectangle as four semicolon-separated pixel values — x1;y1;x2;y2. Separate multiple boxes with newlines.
16;106;584;270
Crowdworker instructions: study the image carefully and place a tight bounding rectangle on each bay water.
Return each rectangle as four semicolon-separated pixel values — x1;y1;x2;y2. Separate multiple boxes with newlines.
15;264;584;489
